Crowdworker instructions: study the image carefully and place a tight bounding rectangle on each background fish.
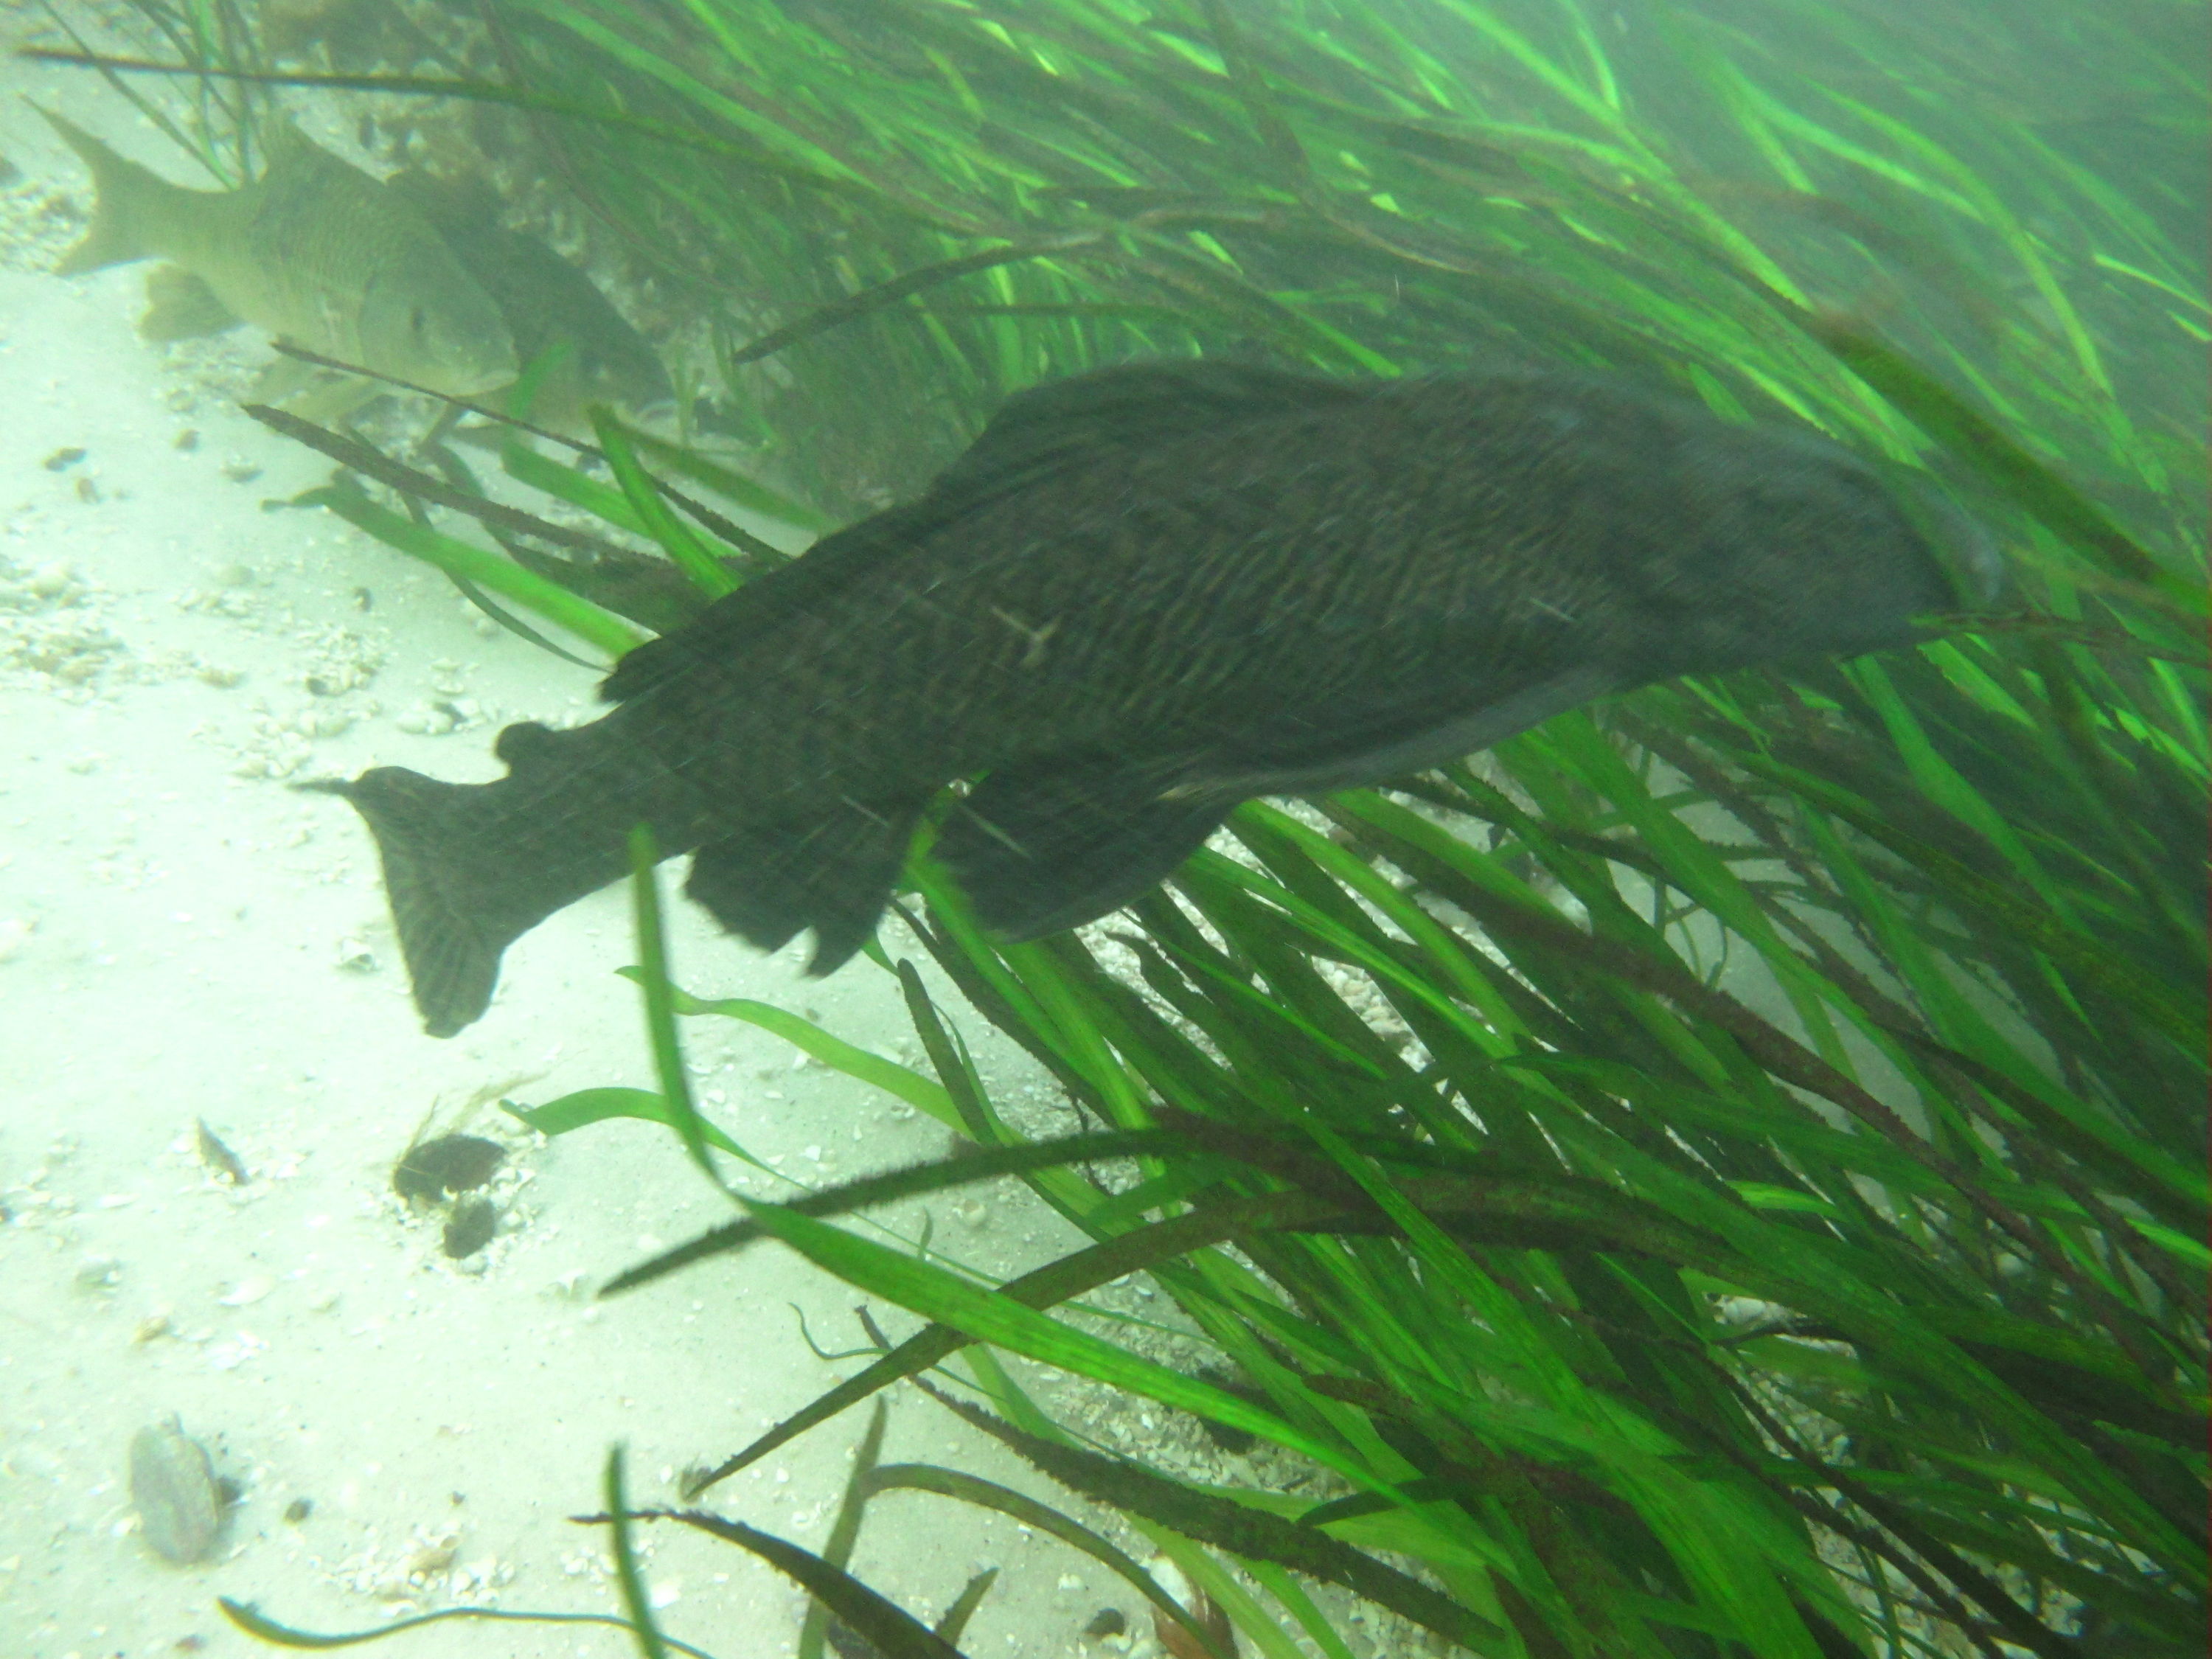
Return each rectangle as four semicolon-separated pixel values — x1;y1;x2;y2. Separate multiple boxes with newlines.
38;108;515;399
384;167;673;434
308;359;1998;1037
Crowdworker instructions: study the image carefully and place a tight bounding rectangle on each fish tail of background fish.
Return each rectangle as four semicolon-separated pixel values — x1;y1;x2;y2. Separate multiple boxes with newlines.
302;720;714;1036
36;107;202;274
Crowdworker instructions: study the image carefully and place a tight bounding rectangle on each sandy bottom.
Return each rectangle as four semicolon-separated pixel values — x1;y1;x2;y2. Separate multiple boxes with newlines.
0;72;1140;1659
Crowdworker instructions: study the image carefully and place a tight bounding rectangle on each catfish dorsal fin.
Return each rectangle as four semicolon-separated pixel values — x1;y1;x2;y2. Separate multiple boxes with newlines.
601;362;1375;709
928;359;1372;509
598;498;959;705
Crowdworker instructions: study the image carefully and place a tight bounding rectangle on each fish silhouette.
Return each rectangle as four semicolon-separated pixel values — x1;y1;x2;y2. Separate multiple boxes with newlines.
307;360;1997;1035
39;107;514;400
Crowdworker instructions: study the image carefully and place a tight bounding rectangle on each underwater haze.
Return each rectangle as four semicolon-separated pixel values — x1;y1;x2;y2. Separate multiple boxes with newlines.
0;4;2202;1659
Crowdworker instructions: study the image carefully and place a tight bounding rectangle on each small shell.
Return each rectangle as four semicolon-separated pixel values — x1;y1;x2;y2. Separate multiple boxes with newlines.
195;1119;248;1186
951;1196;990;1230
443;1195;498;1259
128;1417;223;1564
218;1274;276;1307
1147;1556;1238;1659
74;1255;122;1293
394;1135;504;1203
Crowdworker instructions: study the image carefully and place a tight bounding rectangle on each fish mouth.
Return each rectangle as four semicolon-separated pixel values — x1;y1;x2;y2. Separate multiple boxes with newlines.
1889;474;2005;611
445;366;526;399
1920;485;2007;609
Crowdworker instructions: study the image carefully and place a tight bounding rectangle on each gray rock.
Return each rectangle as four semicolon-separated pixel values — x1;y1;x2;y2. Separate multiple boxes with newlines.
128;1416;223;1564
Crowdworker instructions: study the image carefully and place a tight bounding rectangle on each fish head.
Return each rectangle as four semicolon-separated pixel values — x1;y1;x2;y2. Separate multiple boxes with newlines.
580;353;677;423
357;266;518;397
1632;417;2006;677
1898;475;2007;610
557;319;675;428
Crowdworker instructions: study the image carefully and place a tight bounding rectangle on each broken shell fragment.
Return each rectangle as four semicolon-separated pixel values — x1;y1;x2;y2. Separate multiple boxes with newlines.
218;1274;276;1307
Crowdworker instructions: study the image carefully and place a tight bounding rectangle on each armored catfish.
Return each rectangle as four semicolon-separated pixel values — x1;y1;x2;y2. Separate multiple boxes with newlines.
38;107;515;398
307;360;1998;1037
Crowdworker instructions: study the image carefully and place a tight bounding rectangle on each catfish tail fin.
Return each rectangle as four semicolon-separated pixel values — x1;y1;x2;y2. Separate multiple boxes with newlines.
299;769;527;1037
306;722;708;1034
32;105;170;274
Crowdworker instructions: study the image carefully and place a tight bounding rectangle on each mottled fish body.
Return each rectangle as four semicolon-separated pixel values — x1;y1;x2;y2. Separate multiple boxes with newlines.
39;107;515;397
311;361;1997;1036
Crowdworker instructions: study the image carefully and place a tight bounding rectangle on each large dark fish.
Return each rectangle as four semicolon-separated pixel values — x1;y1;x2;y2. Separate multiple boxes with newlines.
307;360;1998;1037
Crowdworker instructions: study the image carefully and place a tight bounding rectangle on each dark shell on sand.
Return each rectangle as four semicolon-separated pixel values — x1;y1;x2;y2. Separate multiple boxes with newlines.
393;1134;505;1202
129;1416;223;1564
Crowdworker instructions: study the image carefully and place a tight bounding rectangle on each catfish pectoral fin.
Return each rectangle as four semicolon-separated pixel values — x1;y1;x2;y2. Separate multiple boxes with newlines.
936;756;1229;940
686;796;928;978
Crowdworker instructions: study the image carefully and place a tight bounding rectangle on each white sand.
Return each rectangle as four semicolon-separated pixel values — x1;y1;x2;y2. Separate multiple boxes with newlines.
0;72;1138;1659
